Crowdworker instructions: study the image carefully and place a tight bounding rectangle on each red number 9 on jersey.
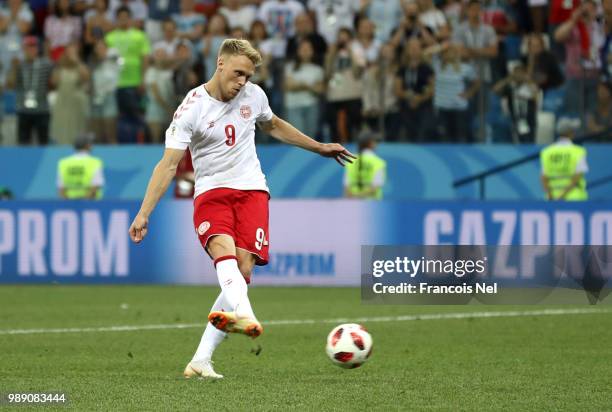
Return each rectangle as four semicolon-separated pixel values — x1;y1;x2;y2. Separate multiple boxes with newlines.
225;124;236;146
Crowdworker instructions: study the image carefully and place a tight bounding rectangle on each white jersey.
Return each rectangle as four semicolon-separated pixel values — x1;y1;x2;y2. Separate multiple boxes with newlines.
165;82;274;197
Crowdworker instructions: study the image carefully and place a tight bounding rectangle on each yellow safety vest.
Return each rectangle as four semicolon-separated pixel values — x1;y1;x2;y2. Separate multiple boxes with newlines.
345;152;386;199
58;154;104;199
540;142;587;201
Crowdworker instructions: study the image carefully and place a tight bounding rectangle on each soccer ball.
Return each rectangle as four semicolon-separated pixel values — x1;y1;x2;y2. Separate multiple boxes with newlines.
325;323;373;369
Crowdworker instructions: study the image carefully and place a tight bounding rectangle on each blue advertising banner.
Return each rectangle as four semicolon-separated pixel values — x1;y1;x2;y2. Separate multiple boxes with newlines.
0;200;610;285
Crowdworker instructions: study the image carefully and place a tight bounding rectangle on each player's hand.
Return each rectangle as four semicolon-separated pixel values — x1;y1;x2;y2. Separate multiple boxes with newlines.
318;143;356;166
129;214;149;244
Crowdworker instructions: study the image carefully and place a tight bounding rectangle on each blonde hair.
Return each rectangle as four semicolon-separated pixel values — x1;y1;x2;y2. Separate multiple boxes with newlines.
218;38;262;67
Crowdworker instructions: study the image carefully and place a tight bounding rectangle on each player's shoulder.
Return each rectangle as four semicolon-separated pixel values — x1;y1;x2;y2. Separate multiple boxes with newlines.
243;82;268;102
174;85;207;122
182;85;207;103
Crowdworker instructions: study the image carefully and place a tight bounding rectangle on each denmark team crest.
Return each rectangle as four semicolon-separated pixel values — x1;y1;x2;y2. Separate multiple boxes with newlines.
197;221;210;236
240;105;252;120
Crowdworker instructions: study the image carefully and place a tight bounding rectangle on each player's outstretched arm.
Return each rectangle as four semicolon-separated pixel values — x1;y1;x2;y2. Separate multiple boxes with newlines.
259;115;356;166
129;148;186;243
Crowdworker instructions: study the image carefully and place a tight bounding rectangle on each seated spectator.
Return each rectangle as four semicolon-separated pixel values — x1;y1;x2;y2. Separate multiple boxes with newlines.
44;0;82;61
201;14;230;79
427;42;481;142
587;81;612;134
526;33;564;91
172;0;206;43
362;44;400;140
145;48;175;143
218;0;257;32
418;0;450;40
394;38;436;142
51;44;90;145
493;62;539;142
284;39;325;138
554;1;605;115
325;28;365;143
90;40;119;144
6;36;54;145
286;12;327;66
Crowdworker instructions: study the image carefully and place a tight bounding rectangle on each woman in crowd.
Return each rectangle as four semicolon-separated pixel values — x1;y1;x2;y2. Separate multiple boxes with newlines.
145;48;175;143
587;81;612;135
428;42;480;142
325;27;364;143
51;44;90;144
526;33;564;92
44;0;82;61
362;43;400;140
90;40;119;144
284;39;325;138
201;13;230;79
84;0;114;59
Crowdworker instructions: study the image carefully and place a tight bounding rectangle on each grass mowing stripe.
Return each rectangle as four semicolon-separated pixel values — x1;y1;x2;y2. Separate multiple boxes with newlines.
0;307;608;335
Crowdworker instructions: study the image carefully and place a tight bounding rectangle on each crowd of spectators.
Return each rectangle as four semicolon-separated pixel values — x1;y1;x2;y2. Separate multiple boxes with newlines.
0;0;611;145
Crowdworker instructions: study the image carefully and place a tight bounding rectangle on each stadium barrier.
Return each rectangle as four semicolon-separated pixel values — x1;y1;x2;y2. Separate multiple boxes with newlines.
3;144;612;200
0;200;610;285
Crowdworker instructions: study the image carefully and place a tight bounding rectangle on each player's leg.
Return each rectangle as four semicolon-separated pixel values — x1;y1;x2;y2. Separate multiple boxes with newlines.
184;291;228;379
192;189;249;318
213;190;269;334
206;234;255;318
206;234;262;337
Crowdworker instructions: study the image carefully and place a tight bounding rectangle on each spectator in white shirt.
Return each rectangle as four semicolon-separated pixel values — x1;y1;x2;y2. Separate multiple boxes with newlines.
219;0;257;32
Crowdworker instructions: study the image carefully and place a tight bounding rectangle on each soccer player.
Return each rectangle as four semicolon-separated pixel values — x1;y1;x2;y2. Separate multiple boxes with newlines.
128;39;355;379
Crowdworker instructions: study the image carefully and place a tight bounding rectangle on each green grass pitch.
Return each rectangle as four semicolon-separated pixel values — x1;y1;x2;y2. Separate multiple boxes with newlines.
1;286;611;411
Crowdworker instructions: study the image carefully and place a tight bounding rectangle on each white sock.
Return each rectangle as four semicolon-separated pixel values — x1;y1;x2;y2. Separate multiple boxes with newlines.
192;292;227;362
215;257;256;319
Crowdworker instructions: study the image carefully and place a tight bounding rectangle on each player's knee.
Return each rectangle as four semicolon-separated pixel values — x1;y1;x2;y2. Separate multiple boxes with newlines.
207;235;234;258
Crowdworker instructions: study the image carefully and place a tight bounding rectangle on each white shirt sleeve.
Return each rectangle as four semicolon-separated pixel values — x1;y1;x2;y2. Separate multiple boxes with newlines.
165;90;202;150
255;85;274;122
576;155;588;174
91;164;105;187
372;167;385;188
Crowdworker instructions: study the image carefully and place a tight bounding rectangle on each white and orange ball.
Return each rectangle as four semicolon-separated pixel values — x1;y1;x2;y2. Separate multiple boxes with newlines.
325;323;373;369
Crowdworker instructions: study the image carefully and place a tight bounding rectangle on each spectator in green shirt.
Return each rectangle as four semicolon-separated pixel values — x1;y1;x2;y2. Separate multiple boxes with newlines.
105;6;150;124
